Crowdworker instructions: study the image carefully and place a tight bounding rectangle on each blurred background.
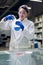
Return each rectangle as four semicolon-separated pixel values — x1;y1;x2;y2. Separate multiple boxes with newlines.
0;0;43;50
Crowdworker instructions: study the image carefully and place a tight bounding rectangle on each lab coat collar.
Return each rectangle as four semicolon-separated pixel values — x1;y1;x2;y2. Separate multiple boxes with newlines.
18;18;28;22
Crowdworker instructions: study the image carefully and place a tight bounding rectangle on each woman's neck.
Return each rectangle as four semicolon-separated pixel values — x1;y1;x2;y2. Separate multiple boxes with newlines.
19;18;27;21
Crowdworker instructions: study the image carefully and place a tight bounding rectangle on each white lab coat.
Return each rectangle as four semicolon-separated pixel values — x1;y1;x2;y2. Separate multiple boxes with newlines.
0;17;35;51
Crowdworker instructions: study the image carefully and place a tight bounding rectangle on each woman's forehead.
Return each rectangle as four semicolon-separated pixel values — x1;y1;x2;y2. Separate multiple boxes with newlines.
19;8;27;13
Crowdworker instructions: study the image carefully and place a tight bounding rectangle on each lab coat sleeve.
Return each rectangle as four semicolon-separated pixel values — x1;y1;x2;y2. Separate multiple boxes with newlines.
0;17;11;30
24;22;35;41
0;17;5;29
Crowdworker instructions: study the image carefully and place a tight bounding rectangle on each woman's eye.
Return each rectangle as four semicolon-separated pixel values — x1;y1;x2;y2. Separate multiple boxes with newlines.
23;12;26;14
20;12;25;14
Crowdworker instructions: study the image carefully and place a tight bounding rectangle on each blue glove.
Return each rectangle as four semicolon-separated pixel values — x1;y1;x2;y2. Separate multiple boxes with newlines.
5;14;15;21
14;21;24;31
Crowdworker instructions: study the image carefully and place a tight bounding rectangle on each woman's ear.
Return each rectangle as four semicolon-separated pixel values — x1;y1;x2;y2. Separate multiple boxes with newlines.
27;12;30;17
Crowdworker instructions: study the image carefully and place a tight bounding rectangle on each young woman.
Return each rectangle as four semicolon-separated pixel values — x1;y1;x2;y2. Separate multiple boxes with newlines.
10;5;35;65
0;5;34;51
0;5;35;65
9;5;35;50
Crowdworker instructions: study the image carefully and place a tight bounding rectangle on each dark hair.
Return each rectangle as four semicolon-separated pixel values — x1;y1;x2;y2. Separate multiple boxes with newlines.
18;5;30;14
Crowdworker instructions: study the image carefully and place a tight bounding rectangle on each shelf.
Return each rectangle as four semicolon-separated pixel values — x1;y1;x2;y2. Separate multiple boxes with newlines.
34;14;43;48
35;20;42;24
37;38;42;40
34;38;42;41
37;27;42;29
35;30;42;33
35;15;43;23
36;26;42;28
35;29;42;32
35;32;42;34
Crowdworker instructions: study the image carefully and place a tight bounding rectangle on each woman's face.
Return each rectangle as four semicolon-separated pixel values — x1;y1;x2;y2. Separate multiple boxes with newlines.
18;8;28;21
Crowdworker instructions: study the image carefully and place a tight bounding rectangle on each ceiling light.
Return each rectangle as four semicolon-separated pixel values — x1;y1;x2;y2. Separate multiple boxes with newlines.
30;0;42;2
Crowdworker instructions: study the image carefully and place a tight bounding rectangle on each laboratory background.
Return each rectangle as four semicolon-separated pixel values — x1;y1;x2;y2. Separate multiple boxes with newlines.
0;0;43;50
0;0;43;65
